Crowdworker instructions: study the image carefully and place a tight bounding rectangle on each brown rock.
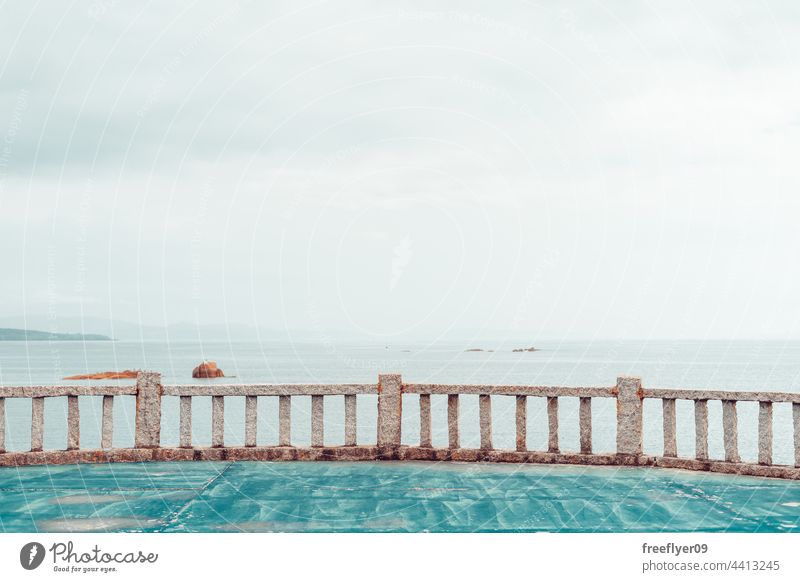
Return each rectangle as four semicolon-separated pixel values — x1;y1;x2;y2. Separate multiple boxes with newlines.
63;370;139;380
192;361;224;378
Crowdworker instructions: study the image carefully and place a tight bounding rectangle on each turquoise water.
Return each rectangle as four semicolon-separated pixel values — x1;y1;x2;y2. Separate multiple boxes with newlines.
1;461;799;533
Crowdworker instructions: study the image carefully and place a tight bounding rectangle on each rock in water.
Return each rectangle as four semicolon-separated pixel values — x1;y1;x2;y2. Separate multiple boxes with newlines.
64;370;139;380
192;360;225;378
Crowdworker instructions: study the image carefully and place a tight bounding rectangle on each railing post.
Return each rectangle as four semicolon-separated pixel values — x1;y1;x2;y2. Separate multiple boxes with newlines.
616;376;643;458
479;394;492;450
694;400;709;461
377;373;402;459
794;403;800;468
722;399;740;463
447;394;460;449
0;397;4;454
134;371;162;449
579;396;592;454
67;395;80;450
344;394;358;446
245;395;257;447
662;398;677;457
101;395;114;449
278;395;291;446
758;401;773;465
547;396;559;453
419;394;432;448
179;396;192;448
211;396;224;448
31;397;44;452
515;395;527;452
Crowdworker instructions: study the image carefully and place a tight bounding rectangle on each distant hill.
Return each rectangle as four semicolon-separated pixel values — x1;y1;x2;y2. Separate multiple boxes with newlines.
0;316;267;341
0;328;113;341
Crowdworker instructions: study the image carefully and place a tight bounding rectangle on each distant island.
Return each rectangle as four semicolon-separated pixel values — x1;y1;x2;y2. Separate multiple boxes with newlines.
465;346;538;353
0;328;113;341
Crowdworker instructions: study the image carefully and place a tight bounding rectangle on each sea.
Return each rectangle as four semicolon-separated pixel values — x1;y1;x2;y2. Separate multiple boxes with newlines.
1;339;799;465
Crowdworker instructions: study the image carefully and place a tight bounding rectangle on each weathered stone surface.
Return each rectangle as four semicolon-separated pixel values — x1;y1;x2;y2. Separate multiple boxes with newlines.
344;394;357;446
179;396;192;448
192;361;224;378
404;384;613;397
63;370;138;380
479;394;492;450
419;394;432;448
0;397;4;453
2;444;800;481
397;446;623;466
644;388;800;403
0;448;153;466
652;455;800;481
162;383;377;396
547;396;559;453
67;395;80;450
279;395;291;446
0;385;136;398
447;394;459;449
376;374;402;456
722;400;739;462
515;395;526;452
245;395;257;447
211;396;224;448
662;398;677;457
134;372;162;448
616;377;642;455
694;400;708;460
7;372;800;483
31;397;44;452
759;401;773;465
101;395;113;449
311;395;324;447
794;403;800;468
579;396;592;454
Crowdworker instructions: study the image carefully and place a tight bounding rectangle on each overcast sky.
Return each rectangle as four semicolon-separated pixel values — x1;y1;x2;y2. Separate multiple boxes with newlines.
1;1;799;341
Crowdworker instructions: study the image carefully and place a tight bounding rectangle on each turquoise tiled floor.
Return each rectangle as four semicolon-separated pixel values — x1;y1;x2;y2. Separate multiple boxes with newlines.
1;461;799;532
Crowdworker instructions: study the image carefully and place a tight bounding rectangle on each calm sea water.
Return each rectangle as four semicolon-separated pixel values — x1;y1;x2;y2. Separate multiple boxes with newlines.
1;340;799;464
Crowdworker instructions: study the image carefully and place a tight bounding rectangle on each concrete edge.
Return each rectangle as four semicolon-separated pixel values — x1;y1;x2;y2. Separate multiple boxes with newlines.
1;446;798;480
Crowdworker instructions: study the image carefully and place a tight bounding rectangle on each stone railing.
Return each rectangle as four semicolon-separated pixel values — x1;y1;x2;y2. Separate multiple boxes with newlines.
0;372;799;479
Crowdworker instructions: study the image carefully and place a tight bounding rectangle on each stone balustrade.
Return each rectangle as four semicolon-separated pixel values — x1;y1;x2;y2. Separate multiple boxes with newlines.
0;372;799;480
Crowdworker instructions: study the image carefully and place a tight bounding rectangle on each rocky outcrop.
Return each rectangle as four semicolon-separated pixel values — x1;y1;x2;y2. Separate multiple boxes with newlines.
192;361;224;378
63;370;139;380
512;347;538;352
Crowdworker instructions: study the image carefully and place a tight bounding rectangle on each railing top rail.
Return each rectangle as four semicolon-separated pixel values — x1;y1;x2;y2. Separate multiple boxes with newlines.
3;380;798;403
403;384;615;397
0;385;137;398
643;388;800;403
162;383;378;397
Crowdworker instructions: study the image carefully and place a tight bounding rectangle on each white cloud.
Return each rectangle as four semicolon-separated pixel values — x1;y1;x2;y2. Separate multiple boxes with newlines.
1;0;800;339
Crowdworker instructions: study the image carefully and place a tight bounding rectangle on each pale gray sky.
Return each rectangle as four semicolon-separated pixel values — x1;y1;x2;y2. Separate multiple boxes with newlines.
1;1;799;341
